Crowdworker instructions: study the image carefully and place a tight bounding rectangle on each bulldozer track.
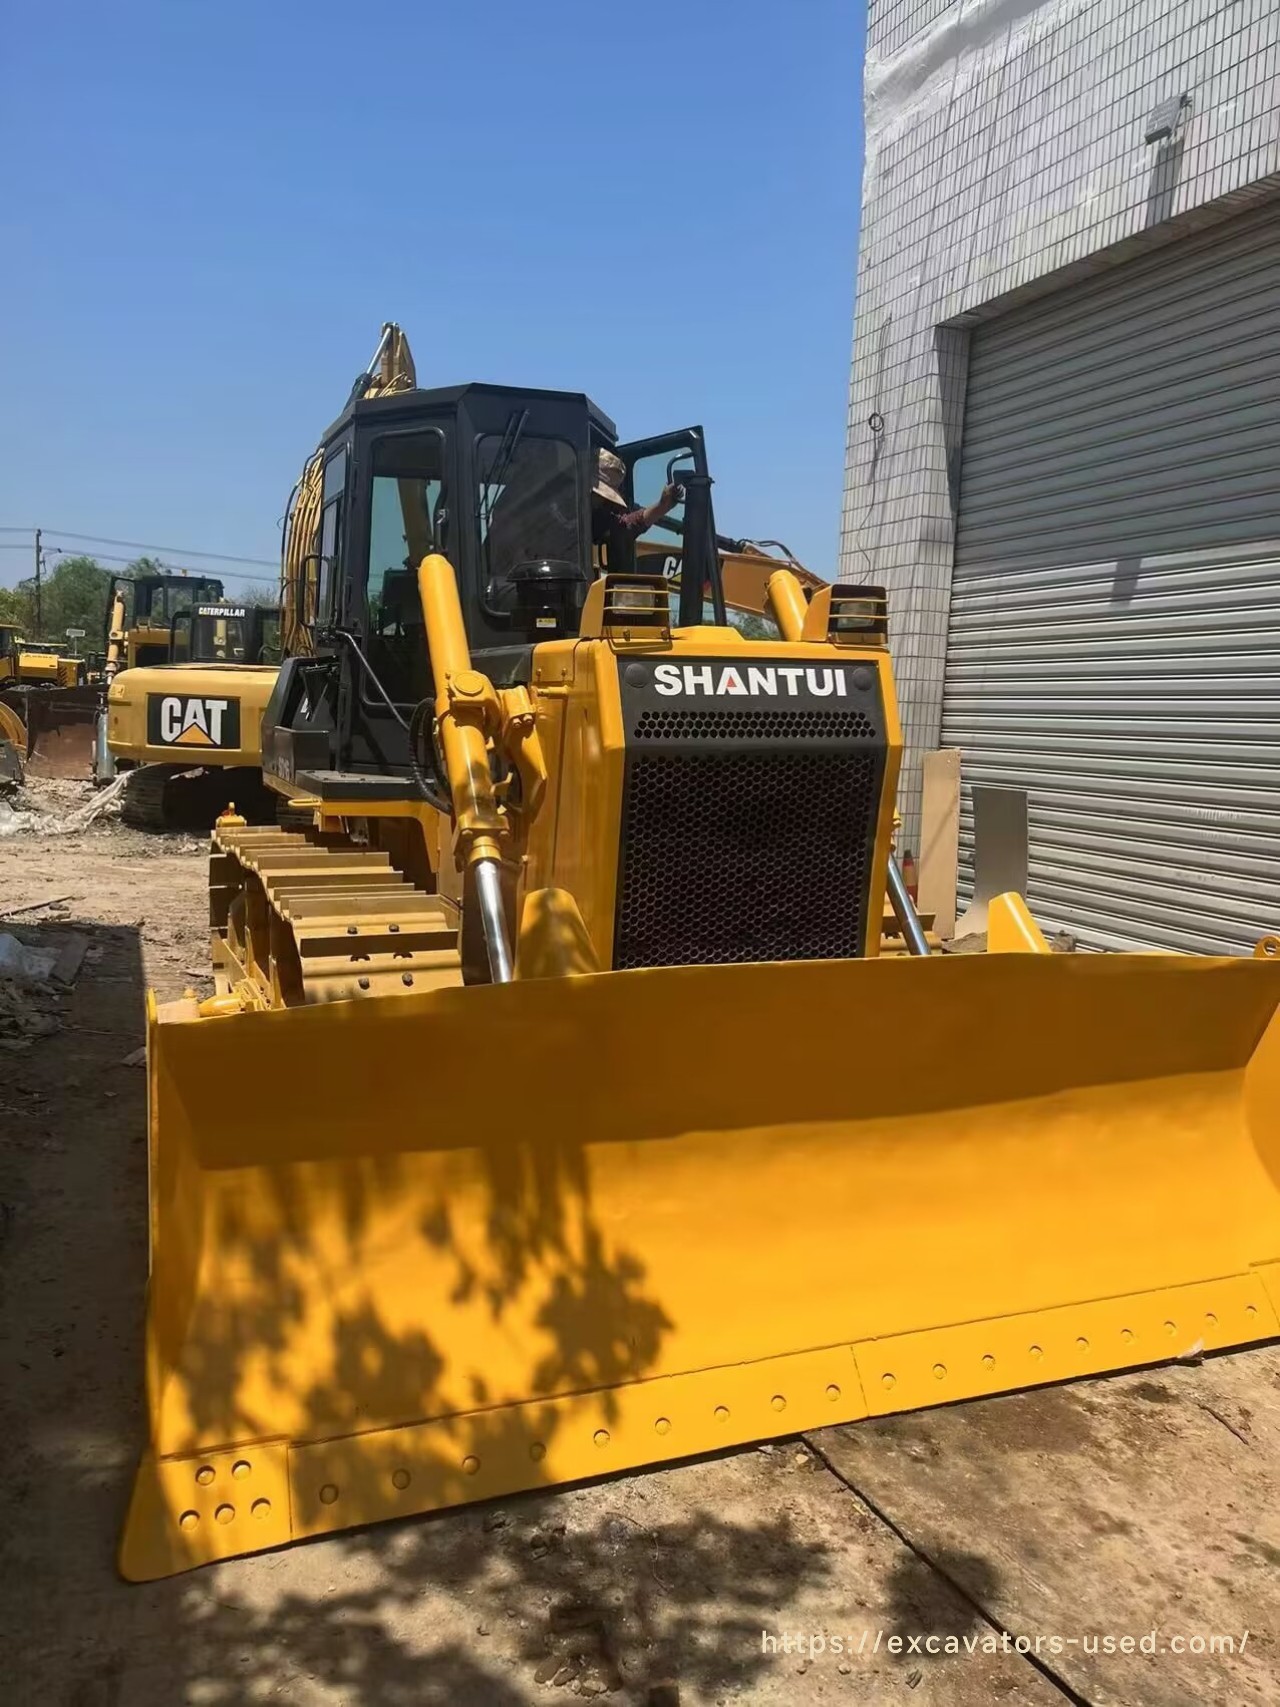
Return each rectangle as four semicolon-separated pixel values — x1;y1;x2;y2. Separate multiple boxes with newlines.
212;822;461;1006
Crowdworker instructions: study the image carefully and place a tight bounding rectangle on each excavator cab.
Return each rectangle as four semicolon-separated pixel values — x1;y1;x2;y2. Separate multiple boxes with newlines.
169;602;281;666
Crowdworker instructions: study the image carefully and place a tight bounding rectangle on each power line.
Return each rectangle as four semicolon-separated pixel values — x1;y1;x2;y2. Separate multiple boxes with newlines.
0;525;278;568
1;541;276;585
39;546;277;586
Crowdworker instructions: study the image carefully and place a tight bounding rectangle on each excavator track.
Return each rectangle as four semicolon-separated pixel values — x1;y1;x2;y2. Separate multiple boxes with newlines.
121;765;281;833
119;765;175;831
211;822;462;1006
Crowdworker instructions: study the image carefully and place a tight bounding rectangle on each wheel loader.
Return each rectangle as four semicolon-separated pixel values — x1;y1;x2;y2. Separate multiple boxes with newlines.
104;599;281;829
120;376;1280;1582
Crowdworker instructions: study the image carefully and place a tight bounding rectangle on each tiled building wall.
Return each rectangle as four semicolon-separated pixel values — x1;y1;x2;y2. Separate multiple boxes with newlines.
840;0;1280;844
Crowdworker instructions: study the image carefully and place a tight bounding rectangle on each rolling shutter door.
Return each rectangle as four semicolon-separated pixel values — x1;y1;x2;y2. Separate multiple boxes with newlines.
942;204;1280;954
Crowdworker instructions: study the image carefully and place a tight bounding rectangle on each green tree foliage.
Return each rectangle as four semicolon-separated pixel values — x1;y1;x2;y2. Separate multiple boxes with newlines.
0;584;34;628
727;609;779;641
18;554;112;641
0;552;270;643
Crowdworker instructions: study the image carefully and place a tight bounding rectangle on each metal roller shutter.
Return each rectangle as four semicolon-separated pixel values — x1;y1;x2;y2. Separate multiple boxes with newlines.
942;204;1280;955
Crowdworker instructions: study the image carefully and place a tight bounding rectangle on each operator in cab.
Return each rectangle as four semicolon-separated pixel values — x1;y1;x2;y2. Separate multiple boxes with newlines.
591;449;682;570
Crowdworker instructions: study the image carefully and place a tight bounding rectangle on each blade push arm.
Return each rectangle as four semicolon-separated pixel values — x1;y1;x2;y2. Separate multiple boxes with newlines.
417;553;514;983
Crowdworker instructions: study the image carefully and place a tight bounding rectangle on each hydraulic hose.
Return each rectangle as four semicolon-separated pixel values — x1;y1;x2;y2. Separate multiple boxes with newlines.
407;698;452;815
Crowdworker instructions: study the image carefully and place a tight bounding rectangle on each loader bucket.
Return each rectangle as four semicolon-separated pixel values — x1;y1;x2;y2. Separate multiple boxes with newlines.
23;688;99;778
121;951;1280;1579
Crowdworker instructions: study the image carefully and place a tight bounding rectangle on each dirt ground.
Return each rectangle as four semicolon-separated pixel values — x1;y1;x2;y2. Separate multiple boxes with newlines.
1;779;1277;1707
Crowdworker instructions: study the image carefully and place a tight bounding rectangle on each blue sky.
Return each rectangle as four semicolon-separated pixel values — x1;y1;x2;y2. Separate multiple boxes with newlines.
0;1;865;596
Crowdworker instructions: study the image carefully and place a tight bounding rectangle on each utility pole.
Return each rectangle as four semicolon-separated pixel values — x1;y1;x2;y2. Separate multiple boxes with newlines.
33;527;43;635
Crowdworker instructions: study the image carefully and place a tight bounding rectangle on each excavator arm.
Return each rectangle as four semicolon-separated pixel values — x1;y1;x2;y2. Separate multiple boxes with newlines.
636;534;827;618
280;323;418;658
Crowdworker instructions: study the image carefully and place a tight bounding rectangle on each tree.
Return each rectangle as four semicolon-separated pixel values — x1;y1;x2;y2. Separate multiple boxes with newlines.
728;610;779;641
0;584;35;629
18;554;111;642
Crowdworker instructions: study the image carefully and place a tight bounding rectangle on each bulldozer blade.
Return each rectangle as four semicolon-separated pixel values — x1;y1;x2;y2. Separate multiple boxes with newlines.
0;699;25;786
0;738;21;787
121;952;1280;1580
23;689;100;779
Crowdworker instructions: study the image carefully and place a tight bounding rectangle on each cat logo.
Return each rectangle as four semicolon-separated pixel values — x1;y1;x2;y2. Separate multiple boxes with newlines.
146;694;241;750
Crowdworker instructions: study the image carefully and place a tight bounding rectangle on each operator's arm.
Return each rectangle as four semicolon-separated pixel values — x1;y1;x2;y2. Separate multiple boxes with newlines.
616;483;683;537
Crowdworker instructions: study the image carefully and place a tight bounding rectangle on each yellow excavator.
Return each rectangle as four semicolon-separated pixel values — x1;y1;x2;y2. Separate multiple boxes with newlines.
280;322;420;661
104;598;282;828
120;371;1280;1583
0;572;235;783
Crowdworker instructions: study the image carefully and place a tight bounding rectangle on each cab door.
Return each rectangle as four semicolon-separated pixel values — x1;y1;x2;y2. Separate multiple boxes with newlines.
614;426;723;624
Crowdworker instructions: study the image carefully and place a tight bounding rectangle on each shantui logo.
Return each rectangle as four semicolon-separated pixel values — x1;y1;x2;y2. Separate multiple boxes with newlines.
652;663;851;698
158;696;232;746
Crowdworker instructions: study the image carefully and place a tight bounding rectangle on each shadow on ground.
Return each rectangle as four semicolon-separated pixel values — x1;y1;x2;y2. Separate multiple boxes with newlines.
2;915;833;1705
88;1500;828;1704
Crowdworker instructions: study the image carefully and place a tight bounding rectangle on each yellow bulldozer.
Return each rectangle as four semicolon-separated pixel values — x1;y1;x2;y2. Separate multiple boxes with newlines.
104;597;281;828
0;624;85;689
0;698;25;786
0;623;98;778
120;374;1280;1583
100;568;228;677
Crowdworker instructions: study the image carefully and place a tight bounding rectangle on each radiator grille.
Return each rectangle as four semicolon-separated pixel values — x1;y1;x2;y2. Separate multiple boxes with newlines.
633;707;875;743
614;746;881;970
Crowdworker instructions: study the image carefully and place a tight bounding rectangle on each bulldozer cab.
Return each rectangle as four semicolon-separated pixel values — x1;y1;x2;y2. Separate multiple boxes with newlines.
169;602;281;666
104;571;225;668
0;625;29;682
0;624;24;685
264;384;724;784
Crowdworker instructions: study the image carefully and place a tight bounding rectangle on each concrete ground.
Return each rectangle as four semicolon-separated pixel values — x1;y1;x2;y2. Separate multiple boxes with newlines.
1;781;1276;1707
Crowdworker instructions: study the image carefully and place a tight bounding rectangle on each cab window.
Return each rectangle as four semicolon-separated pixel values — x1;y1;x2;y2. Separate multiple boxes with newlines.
364;430;446;707
619;443;697;604
257;609;282;662
477;434;580;604
317;448;347;627
192;609;250;661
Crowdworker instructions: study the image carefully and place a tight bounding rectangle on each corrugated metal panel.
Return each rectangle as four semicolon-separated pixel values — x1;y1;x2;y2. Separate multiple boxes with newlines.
943;205;1280;955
